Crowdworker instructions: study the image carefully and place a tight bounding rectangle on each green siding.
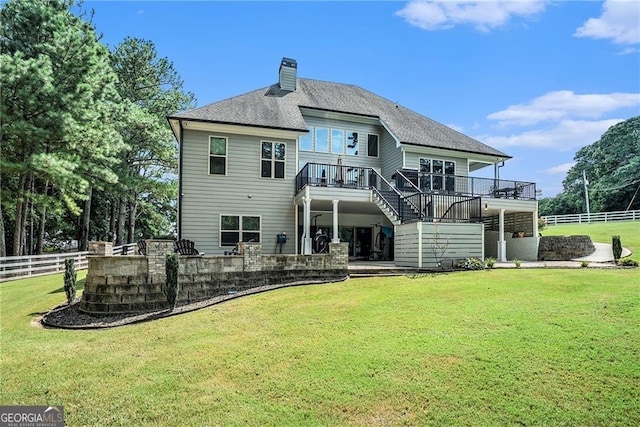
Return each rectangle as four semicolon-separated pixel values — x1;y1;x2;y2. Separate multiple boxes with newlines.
181;129;296;254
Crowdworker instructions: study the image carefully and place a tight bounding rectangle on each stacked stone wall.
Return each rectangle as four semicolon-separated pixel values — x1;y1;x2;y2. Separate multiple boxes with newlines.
537;235;595;261
80;240;348;316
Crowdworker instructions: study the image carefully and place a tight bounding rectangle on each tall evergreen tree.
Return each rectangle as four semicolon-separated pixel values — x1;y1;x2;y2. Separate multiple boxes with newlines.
0;0;123;255
108;37;195;245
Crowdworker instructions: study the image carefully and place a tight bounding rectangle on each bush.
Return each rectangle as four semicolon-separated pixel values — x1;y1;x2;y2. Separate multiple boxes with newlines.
164;253;180;311
580;261;589;268
63;258;77;304
538;217;547;232
618;258;638;267
611;235;622;261
458;257;485;270
513;259;522;268
485;257;496;269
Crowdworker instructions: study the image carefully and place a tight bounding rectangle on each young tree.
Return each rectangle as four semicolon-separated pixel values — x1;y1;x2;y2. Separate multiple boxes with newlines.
0;0;123;255
108;37;195;245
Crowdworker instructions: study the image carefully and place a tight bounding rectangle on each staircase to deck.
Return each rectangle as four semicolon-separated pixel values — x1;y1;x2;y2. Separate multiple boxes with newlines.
370;169;481;225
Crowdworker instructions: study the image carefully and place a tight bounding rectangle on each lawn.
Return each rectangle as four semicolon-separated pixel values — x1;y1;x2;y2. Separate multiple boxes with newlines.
1;268;638;426
542;220;640;262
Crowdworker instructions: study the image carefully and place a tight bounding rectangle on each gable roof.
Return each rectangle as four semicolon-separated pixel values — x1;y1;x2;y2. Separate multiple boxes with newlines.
169;78;509;158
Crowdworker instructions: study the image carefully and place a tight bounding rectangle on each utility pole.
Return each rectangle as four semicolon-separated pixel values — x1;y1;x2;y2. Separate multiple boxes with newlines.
583;170;590;222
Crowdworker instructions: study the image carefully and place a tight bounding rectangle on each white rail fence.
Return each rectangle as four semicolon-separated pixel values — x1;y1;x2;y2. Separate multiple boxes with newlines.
0;243;137;283
543;210;640;226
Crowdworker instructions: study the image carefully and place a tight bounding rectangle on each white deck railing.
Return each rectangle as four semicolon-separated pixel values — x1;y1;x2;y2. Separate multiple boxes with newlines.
542;210;640;226
0;243;137;282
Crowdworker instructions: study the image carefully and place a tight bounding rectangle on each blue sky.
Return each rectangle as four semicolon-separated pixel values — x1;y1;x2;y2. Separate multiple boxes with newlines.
87;0;640;198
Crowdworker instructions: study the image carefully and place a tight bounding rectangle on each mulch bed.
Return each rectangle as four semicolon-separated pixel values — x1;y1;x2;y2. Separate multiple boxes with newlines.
40;277;348;330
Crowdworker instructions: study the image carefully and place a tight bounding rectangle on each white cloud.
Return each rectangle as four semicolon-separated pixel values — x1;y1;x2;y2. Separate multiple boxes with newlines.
479;118;624;150
487;91;640;126
541;162;575;175
574;0;640;44
395;0;546;32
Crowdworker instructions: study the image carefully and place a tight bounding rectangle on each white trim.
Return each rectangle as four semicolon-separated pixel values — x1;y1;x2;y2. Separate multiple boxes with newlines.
182;120;304;140
208;135;228;176
219;214;262;247
260;140;287;179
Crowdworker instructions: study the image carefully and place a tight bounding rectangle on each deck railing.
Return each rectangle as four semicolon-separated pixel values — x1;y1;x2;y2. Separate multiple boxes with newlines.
398;170;537;201
296;163;375;193
297;163;536;201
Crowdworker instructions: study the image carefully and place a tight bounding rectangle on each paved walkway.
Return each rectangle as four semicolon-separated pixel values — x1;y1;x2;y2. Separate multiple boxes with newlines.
571;242;631;262
348;242;633;272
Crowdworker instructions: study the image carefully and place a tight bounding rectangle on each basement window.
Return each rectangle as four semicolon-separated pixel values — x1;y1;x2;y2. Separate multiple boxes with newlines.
220;215;261;246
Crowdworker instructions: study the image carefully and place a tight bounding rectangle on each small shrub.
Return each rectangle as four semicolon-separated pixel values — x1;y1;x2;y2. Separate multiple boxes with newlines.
485;257;496;269
63;258;77;304
538;216;547;232
513;259;521;268
618;258;638;267
612;235;622;261
580;260;589;268
164;253;180;311
458;257;485;270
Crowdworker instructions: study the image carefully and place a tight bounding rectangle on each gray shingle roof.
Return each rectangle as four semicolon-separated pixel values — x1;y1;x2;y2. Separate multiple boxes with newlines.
169;78;509;158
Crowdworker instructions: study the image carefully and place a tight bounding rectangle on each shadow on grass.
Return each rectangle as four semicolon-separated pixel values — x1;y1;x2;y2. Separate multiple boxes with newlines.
48;278;85;294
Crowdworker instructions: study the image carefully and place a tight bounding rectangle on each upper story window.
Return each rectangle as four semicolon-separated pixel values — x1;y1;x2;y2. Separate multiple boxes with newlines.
220;215;261;246
315;128;329;152
419;158;456;191
261;141;286;179
298;126;376;157
209;136;227;175
347;131;358;155
367;134;379;157
331;129;344;154
299;127;313;151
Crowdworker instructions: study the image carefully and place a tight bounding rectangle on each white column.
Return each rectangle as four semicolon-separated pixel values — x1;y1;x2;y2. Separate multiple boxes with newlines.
533;210;539;238
302;196;312;254
498;208;506;261
332;200;340;243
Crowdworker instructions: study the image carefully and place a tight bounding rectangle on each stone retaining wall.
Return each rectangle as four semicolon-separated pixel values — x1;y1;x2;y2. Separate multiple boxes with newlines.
80;240;348;316
537;235;595;261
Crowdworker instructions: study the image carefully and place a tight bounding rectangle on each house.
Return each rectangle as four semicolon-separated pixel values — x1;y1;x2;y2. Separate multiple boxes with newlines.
167;58;539;268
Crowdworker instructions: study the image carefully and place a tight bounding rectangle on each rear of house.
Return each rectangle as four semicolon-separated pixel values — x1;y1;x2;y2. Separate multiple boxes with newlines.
168;58;539;268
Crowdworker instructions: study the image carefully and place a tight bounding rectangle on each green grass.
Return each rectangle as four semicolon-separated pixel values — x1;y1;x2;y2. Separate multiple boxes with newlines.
542;220;640;262
1;269;639;426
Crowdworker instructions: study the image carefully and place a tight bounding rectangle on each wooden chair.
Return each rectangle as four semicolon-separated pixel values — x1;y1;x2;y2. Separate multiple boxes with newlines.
173;239;203;255
137;240;147;256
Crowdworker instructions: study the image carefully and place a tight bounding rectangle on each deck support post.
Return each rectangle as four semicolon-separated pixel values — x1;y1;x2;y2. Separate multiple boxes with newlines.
332;200;340;243
302;195;312;255
498;208;506;262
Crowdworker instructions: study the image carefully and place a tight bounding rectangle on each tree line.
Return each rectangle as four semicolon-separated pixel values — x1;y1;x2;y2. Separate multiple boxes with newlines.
1;0;195;256
539;116;640;216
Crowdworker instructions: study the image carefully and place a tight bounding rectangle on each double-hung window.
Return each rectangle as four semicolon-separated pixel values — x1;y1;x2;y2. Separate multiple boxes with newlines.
209;136;227;175
261;141;286;179
220;215;261;246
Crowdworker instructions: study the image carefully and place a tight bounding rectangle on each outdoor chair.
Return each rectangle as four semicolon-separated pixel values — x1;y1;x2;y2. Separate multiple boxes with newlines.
137;240;147;256
173;239;203;255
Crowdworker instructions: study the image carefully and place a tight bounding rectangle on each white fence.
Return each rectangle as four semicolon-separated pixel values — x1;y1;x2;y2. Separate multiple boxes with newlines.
0;243;137;283
543;210;640;226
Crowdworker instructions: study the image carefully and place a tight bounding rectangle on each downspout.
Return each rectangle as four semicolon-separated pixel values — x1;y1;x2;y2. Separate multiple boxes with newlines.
178;121;184;240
